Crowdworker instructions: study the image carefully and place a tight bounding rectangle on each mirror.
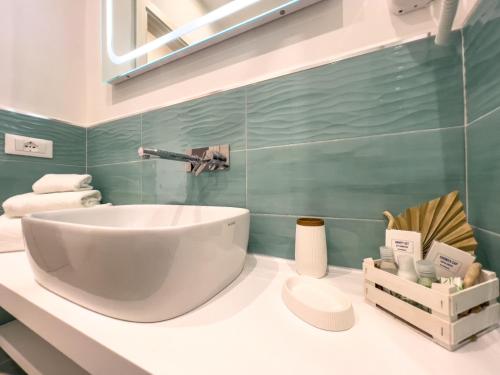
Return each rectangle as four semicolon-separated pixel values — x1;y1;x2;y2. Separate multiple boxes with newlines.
102;0;324;83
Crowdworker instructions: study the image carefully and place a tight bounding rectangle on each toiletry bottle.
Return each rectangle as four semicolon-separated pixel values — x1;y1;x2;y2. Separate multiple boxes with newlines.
379;246;398;275
397;254;418;282
416;260;437;288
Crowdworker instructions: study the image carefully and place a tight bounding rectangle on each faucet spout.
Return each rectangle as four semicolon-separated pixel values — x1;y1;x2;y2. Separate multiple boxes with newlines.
138;145;230;176
138;147;201;163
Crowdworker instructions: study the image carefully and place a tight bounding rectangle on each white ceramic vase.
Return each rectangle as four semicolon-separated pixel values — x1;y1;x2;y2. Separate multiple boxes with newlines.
295;218;327;278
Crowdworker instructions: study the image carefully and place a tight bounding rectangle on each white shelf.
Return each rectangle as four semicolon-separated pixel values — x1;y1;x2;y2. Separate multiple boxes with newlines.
0;320;88;375
0;252;499;375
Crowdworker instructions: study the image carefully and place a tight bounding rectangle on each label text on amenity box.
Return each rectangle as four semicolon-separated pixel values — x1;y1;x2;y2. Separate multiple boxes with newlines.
437;254;462;273
391;239;414;254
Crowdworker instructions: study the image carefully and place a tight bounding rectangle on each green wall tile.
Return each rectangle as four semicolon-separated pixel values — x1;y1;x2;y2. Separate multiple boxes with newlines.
247;34;463;149
142;151;246;208
88;162;141;205
0;110;85;166
326;219;386;268
87;116;141;166
467;108;500;232
0;161;85;211
474;227;500;280
142;89;245;152
464;1;500;122
248;127;465;219
249;214;385;268
249;215;296;260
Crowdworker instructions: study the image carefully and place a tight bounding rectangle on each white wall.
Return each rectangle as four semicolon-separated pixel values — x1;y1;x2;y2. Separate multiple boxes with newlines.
84;0;478;127
0;0;478;126
0;0;87;124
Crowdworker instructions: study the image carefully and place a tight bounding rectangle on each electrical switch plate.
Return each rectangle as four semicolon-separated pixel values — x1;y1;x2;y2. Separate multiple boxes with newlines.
4;133;53;159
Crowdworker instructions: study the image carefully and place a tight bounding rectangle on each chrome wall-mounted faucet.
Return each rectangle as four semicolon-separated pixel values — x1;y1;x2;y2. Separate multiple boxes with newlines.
138;144;230;176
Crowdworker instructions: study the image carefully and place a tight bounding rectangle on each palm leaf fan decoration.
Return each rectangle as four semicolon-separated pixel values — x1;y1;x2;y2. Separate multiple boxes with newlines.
383;191;477;258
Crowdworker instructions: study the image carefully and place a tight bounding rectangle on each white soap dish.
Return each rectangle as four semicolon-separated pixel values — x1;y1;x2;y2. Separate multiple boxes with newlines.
282;276;354;331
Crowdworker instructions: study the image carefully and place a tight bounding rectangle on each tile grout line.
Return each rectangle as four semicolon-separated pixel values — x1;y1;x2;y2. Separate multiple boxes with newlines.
245;125;464;152
461;29;469;214
0;158;85;168
461;29;469;128
85;127;88;174
140;114;143;203
467;105;500;128
87;160;144;168
473;226;500;238
251;212;385;223
244;88;249;209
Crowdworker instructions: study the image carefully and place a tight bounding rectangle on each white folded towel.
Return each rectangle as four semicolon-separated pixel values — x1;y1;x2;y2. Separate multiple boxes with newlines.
32;174;93;194
0;215;24;252
2;191;102;218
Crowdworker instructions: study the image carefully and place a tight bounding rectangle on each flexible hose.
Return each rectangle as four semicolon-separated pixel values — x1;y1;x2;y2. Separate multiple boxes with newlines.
435;0;459;46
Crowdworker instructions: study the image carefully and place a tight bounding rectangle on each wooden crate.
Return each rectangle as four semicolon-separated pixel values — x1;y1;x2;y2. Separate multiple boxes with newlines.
363;258;500;351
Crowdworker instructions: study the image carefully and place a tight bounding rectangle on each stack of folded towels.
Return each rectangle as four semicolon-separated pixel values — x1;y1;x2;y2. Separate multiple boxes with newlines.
0;174;102;252
2;174;102;218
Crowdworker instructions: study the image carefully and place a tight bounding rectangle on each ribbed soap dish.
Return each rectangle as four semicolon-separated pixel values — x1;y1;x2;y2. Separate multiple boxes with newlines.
282;276;354;331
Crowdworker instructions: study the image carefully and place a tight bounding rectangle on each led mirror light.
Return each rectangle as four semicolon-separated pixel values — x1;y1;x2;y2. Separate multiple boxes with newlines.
103;0;324;83
106;0;260;65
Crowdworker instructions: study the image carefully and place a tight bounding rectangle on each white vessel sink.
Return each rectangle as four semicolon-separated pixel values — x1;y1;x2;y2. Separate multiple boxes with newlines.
22;205;249;322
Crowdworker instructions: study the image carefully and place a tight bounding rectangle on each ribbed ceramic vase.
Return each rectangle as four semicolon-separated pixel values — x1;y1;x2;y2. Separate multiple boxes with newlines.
295;218;327;278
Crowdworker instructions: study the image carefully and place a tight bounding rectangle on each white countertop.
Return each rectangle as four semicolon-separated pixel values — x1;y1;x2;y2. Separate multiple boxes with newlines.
0;252;499;375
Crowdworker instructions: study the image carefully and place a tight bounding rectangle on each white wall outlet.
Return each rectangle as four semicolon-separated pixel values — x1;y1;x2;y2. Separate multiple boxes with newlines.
389;0;434;15
4;133;53;159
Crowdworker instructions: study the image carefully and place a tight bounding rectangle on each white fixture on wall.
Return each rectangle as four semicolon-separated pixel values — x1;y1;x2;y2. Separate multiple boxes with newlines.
389;0;434;15
4;133;53;159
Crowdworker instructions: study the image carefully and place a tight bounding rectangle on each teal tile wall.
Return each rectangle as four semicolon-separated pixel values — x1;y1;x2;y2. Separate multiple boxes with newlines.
0;110;86;213
465;0;500;277
467;108;500;233
247;34;463;148
87;115;141;166
0;110;86;325
88;162;142;205
142;90;246;151
88;34;466;269
474;228;500;278
464;0;500;122
142;151;246;207
247;128;465;219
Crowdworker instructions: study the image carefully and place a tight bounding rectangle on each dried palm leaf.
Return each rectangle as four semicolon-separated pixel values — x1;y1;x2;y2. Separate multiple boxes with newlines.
383;191;477;257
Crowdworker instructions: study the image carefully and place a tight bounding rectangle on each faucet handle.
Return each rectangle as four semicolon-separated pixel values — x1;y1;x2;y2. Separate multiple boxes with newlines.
193;161;209;176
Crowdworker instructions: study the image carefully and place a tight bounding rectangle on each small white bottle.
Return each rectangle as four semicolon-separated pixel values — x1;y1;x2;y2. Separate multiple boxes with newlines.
397;254;418;282
379;246;398;275
295;218;327;278
416;260;438;288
